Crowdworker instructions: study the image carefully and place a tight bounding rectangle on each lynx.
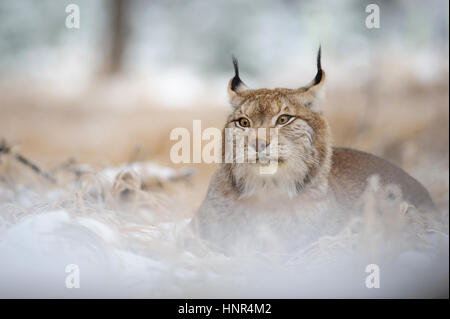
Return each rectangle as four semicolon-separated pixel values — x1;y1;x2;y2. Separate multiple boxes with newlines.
191;47;436;251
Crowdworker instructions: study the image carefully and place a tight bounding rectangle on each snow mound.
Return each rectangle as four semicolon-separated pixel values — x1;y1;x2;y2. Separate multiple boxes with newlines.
0;162;448;298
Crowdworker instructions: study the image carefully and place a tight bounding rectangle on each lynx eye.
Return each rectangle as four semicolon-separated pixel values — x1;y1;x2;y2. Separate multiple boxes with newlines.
236;117;251;128
276;114;294;126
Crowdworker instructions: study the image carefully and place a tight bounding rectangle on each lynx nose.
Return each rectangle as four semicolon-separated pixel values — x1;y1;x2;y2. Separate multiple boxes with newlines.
250;138;269;152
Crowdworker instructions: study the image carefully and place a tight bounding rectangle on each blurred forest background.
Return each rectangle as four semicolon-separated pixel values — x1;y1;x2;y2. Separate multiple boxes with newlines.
0;0;448;214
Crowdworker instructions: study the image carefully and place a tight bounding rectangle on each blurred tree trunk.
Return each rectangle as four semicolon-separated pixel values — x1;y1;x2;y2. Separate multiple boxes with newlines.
103;0;129;75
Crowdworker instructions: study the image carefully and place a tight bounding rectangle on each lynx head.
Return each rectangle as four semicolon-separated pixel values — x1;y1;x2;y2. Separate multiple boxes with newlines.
223;47;332;198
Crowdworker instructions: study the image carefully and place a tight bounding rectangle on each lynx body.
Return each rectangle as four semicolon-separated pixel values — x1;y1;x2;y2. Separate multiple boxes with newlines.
192;48;435;249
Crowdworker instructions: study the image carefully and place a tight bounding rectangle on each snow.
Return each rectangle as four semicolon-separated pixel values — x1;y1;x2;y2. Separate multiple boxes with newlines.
0;162;448;298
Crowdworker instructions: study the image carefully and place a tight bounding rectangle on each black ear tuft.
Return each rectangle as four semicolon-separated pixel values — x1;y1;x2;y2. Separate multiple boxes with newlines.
313;45;323;85
231;55;243;92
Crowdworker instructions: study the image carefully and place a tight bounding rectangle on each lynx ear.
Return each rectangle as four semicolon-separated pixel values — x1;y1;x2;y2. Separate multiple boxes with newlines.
228;56;249;106
309;45;325;89
290;46;325;113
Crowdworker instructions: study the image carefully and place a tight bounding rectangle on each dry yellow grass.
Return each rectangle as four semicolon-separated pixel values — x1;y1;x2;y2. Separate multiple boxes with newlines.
0;74;448;216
